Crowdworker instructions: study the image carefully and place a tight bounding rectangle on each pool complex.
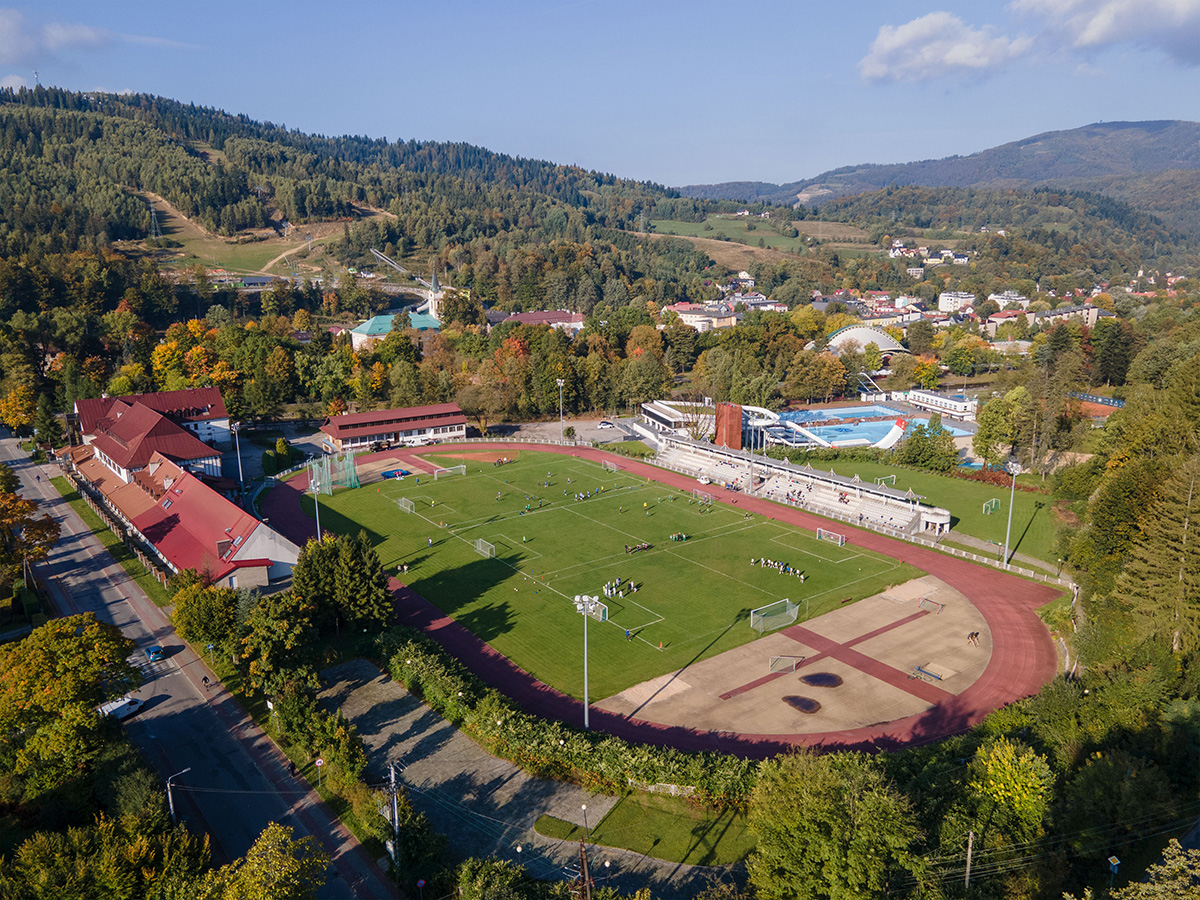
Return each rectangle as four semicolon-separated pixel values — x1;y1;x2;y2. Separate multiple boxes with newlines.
780;405;905;424
803;418;971;444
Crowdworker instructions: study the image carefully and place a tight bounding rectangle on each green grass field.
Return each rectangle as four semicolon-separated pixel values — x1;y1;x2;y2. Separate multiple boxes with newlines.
305;451;920;699
649;218;809;253
535;791;755;865
796;460;1058;563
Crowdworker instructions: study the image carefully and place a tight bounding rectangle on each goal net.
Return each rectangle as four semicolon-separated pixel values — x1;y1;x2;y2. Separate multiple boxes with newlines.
398;497;415;513
769;655;804;674
693;489;713;505
983;498;1000;515
474;538;495;558
309;453;359;495
876;474;897;486
750;599;800;633
601;459;620;474
817;528;846;546
574;595;608;622
434;465;466;480
918;597;945;615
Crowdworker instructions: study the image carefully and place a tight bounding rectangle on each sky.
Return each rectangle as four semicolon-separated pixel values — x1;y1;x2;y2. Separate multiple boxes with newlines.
3;1;1200;187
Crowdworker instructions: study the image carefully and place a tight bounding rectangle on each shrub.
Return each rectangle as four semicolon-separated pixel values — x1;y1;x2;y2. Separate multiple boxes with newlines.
379;627;759;808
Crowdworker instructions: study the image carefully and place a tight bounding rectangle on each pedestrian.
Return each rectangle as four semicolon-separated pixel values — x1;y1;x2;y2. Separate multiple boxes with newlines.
202;675;210;690
289;762;297;776
625;629;631;641
428;537;433;548
35;474;40;483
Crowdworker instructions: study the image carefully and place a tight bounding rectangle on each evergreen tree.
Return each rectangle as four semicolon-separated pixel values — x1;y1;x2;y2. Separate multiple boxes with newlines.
1113;454;1200;652
291;535;339;631
334;530;392;631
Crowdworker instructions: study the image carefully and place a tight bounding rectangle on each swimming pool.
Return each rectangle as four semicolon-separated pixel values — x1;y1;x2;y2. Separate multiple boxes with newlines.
780;405;905;424
803;417;971;446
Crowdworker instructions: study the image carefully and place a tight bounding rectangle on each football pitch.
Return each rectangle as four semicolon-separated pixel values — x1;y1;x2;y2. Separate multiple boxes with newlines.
307;451;922;699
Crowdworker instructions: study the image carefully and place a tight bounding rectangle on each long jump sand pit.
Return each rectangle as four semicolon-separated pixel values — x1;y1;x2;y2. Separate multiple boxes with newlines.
595;575;988;736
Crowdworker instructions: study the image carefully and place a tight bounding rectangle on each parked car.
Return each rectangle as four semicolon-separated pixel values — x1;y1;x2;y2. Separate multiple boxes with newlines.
144;645;164;662
98;697;144;720
598;420;616;429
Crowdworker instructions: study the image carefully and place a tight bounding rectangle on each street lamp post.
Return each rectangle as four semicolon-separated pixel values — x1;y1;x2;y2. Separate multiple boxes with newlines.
309;464;322;538
556;378;566;444
232;422;245;503
1002;460;1019;565
167;766;192;822
573;595;596;730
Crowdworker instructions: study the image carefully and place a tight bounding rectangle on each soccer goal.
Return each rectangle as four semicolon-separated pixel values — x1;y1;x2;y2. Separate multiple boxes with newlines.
693;489;713;505
434;465;466;480
750;599;800;633
817;528;846;547
769;655;805;674
574;595;609;622
875;474;897;486
397;497;415;513
474;538;495;559
918;597;945;615
983;498;1000;515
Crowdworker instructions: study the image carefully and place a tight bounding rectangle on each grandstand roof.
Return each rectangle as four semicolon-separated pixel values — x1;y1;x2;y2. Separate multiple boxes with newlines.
821;325;907;355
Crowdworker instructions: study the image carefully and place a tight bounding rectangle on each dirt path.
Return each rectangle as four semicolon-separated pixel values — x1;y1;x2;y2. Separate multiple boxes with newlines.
263;444;1060;756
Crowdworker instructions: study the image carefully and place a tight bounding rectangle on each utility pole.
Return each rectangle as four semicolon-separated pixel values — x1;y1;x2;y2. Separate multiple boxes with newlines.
389;762;400;854
574;839;594;900
964;829;974;890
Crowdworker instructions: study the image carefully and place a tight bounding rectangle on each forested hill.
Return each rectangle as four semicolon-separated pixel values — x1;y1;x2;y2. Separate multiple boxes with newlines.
679;120;1200;236
0;86;677;256
822;185;1188;257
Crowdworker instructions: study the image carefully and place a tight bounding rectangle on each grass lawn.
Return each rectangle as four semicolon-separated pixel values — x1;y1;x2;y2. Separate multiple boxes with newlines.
649;218;809;254
784;460;1059;563
535;792;755;866
302;451;920;699
50;477;173;608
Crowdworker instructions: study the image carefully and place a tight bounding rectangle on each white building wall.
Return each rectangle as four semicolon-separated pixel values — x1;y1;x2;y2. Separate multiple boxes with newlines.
236;525;301;581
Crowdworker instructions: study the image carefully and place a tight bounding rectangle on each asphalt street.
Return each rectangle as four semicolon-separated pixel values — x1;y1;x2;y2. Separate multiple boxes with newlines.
0;432;396;899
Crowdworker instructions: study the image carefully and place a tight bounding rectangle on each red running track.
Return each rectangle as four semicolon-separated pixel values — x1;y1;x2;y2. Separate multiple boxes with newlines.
263;444;1061;757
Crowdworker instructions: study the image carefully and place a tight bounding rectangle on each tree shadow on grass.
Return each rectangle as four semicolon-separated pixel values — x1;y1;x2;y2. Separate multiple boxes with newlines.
305;502;386;546
408;556;523;634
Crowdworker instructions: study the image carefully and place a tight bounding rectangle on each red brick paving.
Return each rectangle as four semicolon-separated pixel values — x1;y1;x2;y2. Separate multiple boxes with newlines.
263;443;1061;757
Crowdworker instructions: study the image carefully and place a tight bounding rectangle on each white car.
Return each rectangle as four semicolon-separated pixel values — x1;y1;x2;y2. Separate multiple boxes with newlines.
598;421;616;429
98;697;144;720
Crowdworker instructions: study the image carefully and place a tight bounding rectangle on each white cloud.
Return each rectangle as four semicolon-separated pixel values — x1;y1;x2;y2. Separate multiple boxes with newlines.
860;12;1033;83
0;73;27;89
1014;0;1200;65
0;7;193;71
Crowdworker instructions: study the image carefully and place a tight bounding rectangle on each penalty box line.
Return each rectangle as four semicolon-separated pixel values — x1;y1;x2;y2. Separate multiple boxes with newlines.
768;531;865;565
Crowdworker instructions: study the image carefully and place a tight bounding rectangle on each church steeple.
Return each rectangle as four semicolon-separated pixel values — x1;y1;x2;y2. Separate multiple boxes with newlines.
430;267;440;292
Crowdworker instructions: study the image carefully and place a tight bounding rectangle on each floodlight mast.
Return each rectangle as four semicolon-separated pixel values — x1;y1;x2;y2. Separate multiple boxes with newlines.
1002;460;1019;565
574;595;596;729
309;463;322;538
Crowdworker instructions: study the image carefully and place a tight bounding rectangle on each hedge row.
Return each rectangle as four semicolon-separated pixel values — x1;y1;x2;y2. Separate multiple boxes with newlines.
378;627;760;808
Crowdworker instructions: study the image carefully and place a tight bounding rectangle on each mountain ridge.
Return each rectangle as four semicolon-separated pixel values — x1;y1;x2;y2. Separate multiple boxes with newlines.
677;120;1200;235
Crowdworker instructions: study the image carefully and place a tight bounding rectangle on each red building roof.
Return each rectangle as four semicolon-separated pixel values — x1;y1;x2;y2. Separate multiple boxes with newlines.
87;402;218;471
320;403;466;441
76;387;228;435
130;457;262;582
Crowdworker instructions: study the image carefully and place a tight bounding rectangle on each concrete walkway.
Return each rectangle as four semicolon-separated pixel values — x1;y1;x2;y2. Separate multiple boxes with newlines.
319;660;733;899
941;531;1060;575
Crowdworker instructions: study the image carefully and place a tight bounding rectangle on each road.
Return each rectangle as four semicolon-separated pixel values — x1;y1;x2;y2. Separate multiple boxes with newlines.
0;433;396;898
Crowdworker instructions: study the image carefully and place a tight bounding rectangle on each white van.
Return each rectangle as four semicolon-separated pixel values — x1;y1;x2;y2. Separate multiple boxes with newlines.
98;697;144;720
